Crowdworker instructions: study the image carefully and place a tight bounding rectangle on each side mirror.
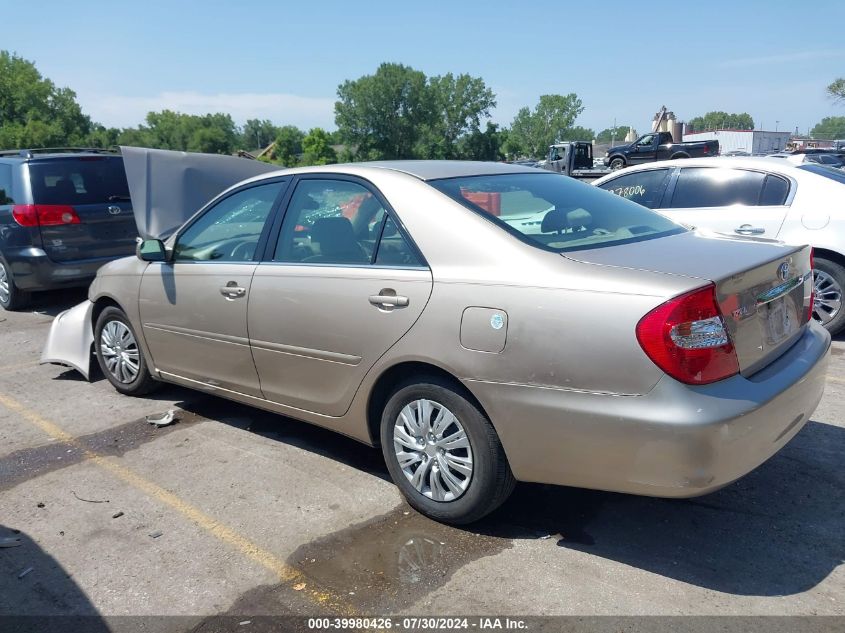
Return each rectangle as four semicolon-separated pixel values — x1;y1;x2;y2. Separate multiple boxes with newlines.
137;238;168;262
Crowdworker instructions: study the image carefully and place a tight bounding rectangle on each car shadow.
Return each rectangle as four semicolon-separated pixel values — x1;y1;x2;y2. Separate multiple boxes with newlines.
172;393;843;597
0;524;109;632
25;288;88;318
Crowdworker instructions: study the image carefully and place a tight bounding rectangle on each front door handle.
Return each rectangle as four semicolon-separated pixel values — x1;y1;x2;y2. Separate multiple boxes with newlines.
220;282;247;299
734;225;765;235
368;293;409;308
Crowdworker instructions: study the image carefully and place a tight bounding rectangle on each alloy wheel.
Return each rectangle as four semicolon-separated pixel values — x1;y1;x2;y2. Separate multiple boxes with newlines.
813;269;843;326
0;262;9;305
393;399;473;502
99;320;140;383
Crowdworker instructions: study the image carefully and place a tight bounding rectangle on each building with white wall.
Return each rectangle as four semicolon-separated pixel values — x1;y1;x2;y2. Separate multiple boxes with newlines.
681;129;791;154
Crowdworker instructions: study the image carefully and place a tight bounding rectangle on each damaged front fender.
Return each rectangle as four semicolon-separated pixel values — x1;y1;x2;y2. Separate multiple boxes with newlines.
39;300;95;380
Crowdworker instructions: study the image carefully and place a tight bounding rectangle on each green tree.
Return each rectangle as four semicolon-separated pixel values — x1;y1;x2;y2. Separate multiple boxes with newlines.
335;63;434;160
118;110;238;154
0;51;92;149
566;125;595;142
419;72;496;159
687;111;754;132
271;125;305;166
507;94;585;159
241;118;279;151
596;126;630;143
300;127;338;165
810;116;845;139
827;77;845;103
457;122;504;161
85;124;121;148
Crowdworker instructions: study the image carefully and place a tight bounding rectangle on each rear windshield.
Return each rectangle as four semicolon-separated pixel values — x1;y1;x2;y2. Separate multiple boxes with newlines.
797;163;845;185
28;157;129;205
429;172;685;253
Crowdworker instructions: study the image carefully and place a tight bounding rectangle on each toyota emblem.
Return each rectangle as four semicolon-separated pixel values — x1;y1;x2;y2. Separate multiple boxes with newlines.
107;206;122;215
777;262;790;281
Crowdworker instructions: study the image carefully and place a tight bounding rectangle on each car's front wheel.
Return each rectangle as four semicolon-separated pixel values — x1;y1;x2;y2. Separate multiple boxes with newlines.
94;306;159;396
813;257;845;335
380;378;515;524
609;157;625;170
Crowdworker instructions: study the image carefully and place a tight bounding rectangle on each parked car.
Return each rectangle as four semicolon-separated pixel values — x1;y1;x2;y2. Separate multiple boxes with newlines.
769;152;845;169
603;131;719;170
43;158;829;524
0;148;137;310
593;157;845;334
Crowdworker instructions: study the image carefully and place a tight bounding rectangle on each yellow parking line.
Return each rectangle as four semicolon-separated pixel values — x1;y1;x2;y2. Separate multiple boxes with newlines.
0;392;355;615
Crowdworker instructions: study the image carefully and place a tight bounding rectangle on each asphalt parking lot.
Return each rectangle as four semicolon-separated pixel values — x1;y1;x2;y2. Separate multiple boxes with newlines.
1;289;843;628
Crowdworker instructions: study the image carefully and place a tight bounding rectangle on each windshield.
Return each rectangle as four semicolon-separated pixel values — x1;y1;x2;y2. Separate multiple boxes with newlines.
797;163;845;185
28;157;129;205
429;173;685;253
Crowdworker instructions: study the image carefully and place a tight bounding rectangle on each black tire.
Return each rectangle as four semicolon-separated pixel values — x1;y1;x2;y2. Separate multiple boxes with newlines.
94;306;160;396
0;256;31;311
670;153;690;160
380;377;515;524
609;157;625;170
813;257;845;335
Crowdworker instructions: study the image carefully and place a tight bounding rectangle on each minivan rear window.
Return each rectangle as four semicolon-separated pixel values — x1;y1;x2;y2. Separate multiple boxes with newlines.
429;173;685;253
28;157;129;205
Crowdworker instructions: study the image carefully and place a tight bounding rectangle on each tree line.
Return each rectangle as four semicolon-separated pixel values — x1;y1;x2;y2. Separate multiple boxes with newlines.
3;51;844;165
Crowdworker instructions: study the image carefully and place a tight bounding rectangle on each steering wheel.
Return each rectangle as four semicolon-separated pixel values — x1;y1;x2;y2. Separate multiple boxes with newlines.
229;240;258;261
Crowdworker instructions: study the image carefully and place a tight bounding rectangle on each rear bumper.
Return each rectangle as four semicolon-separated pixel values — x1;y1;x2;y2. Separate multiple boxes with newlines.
3;246;116;291
467;321;831;497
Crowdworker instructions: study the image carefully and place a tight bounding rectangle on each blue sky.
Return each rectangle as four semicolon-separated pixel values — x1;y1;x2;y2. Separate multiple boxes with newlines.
6;0;845;135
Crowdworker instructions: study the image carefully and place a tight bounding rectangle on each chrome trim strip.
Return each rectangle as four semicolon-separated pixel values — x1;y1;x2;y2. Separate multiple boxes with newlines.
756;272;811;307
143;323;250;347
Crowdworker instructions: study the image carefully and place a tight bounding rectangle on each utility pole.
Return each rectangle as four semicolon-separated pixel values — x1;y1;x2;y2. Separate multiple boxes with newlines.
775;120;779;132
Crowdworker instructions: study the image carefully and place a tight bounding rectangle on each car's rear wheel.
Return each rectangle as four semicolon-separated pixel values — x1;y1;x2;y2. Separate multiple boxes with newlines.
813;257;845;335
609;157;625;170
0;257;31;311
380;378;515;524
94;306;159;396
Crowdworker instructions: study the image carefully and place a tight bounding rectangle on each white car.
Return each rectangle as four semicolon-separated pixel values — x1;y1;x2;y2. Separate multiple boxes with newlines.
593;157;845;334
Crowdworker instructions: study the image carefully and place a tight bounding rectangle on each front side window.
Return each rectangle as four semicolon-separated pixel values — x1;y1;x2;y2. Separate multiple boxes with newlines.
174;181;284;262
637;135;655;146
597;168;671;209
430;173;684;253
669;168;765;208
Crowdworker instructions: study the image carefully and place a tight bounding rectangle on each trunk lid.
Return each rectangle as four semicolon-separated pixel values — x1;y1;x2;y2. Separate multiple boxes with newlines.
565;230;813;376
27;156;138;262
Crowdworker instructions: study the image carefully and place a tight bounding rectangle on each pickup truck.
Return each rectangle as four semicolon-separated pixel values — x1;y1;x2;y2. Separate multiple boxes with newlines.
540;141;611;179
603;131;719;170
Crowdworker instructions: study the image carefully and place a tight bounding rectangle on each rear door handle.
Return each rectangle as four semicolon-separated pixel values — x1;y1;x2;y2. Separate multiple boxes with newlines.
368;294;409;307
220;283;247;299
734;225;765;235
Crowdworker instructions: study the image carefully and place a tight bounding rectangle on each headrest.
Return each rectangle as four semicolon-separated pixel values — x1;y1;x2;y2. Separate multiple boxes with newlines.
541;208;569;233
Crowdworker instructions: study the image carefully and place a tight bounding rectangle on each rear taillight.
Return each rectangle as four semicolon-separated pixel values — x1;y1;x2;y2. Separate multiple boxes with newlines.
12;204;81;227
636;284;739;385
703;145;709;154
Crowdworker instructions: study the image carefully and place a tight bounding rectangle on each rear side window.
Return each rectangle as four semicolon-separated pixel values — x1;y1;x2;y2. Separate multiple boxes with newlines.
0;164;13;204
759;175;790;205
375;216;423;267
28;157;129;205
670;168;765;208
597;169;671;209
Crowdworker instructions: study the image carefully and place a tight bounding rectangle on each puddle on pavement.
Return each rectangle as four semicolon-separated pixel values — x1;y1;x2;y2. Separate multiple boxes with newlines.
287;505;512;612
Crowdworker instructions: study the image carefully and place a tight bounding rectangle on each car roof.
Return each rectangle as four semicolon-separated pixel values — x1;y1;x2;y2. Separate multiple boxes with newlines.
277;160;541;181
0;149;121;162
592;156;813;185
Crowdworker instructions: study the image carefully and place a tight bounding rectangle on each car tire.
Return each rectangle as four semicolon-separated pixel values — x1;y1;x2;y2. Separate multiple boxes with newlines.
609;157;625;170
380;377;515;524
813;257;845;335
94;306;160;396
0;257;31;311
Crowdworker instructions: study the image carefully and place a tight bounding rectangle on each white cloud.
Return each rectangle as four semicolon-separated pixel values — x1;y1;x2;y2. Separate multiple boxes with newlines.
720;49;845;68
76;90;336;129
